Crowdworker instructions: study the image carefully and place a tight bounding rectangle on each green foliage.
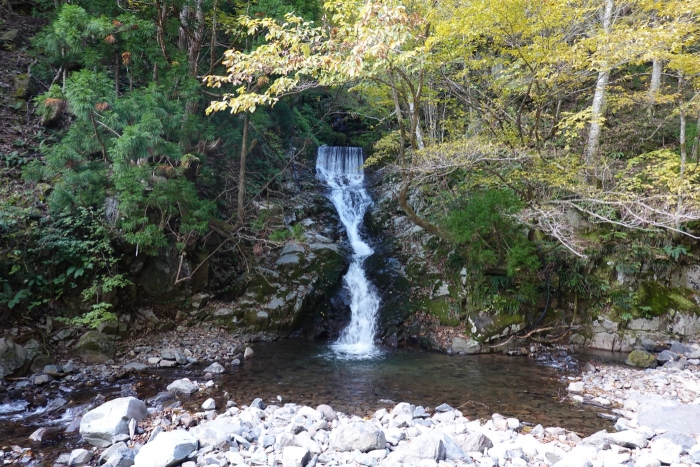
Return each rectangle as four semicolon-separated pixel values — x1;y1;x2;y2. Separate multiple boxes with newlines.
441;189;541;315
270;229;290;242
0;206;129;323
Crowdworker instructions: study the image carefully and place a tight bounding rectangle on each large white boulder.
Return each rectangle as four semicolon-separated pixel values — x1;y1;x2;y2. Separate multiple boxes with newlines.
134;430;198;467
79;397;148;447
331;421;386;453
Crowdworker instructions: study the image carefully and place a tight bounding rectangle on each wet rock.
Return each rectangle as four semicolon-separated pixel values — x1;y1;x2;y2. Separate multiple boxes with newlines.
28;427;62;443
452;336;481;354
79;396;148;447
0;337;28;379
244;347;254;359
656;350;677;364
626;350;656;368
123;362;148;371
68;449;93;466
34;374;53;385
203;362;225;374
331;421;386;452
73;331;117;364
166;378;198;395
133;429;197;467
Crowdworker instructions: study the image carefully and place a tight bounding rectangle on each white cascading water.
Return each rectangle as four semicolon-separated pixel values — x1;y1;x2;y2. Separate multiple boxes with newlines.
316;146;381;358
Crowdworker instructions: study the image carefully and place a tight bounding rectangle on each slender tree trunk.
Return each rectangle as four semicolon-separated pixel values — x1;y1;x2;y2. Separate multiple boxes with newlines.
209;0;218;74
676;74;686;229
115;52;120;97
692;112;700;162
237;112;250;227
647;58;662;117
585;0;614;173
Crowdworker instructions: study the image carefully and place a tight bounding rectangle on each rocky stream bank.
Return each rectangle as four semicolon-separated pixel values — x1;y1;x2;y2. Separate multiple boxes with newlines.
0;335;699;467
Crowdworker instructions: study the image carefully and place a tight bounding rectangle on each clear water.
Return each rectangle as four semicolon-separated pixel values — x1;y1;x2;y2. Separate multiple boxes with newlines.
213;341;613;435
316;146;381;359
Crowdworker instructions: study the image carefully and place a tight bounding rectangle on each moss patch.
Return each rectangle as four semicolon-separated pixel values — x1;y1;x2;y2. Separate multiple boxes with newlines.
416;298;460;326
636;281;700;317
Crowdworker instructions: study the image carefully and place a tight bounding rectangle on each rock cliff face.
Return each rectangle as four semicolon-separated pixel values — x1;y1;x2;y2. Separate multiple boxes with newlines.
362;171;700;353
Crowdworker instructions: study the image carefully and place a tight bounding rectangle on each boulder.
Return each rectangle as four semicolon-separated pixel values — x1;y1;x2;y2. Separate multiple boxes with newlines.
316;404;337;421
102;443;136;467
385;433;446;464
68;449;93;466
190;417;244;447
626;350;656;368
458;432;493;453
203;362;225;374
79;397;148;447
452;336;481;354
0;337;28;379
331;421;386;453
282;446;310;467
649;438;682;465
166;378;198;395
73;331;116;364
133;430;198;467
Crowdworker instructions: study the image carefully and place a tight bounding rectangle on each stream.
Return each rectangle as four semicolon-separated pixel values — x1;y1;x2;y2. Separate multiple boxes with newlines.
0;341;619;461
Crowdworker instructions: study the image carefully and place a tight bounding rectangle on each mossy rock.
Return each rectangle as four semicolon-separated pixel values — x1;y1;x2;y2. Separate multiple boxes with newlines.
73;331;116;364
416;298;460;326
635;281;700;317
467;312;525;343
626;349;656;368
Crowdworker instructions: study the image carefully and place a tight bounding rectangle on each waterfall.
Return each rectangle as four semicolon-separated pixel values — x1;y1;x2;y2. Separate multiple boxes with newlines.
316;146;381;358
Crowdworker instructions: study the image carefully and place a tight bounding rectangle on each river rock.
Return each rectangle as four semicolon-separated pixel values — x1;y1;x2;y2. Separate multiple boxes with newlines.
604;430;648;449
386;433;446;464
28;427;62;443
656;350;677;364
0;337;28;379
316;404;337;421
649;437;682;464
166;378;198;395
68;449;93;466
655;431;696;451
102;443;136;467
637;396;700;435
452;336;481;354
203;362;225;374
133;430;197;467
73;331;116;364
459;431;493;453
79;396;148;447
626;350;656;368
201;398;216;410
244;347;254;359
191;417;243;447
282;446;309;467
331;421;386;452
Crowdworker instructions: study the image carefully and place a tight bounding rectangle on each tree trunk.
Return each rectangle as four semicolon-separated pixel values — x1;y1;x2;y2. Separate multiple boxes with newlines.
647;58;662;116
585;0;614;172
237;112;250;227
676;74;686;229
115;52;120;97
